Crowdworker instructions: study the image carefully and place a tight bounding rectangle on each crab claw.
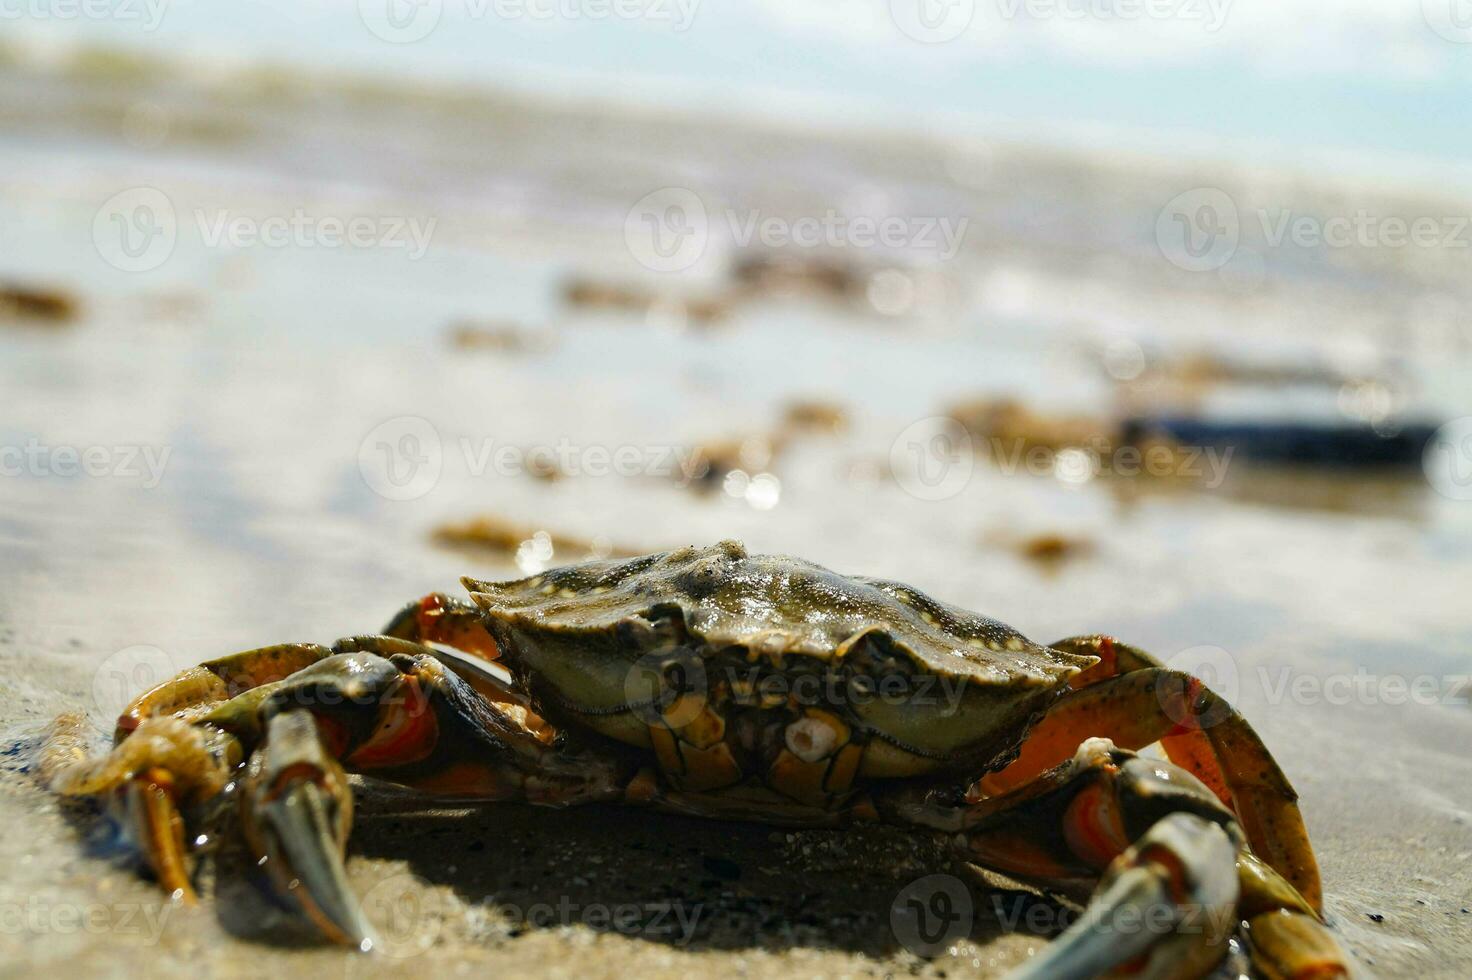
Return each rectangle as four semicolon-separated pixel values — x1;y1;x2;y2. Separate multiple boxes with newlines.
122;767;197;904
242;710;374;951
1006;812;1240;980
46;714;236;904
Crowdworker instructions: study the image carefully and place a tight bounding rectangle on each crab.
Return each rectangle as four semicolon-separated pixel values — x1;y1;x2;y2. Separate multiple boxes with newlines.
46;541;1348;977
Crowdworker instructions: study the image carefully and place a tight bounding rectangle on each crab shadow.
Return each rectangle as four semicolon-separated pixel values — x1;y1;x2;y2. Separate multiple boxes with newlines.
5;725;1072;960
322;788;1073;960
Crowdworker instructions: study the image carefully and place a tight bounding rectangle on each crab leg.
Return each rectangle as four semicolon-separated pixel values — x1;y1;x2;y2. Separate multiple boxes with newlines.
114;643;334;741
975;637;1320;911
382;592;502;664
52;636;626;944
48;595;507;904
48;712;239;903
1007;812;1242;980
48;643;366;905
889;739;1350;979
242;710;373;948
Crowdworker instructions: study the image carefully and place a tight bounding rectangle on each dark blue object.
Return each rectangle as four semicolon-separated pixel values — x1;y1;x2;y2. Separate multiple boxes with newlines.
1124;417;1440;467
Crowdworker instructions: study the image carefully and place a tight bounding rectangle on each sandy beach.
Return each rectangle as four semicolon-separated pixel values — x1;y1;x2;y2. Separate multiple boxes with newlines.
1;45;1470;978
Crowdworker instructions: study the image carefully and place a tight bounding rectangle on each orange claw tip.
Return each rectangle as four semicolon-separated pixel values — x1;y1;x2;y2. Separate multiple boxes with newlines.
124;770;196;903
1244;909;1352;980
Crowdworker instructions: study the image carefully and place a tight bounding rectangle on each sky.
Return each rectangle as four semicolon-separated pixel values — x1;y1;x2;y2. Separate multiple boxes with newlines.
9;0;1472;179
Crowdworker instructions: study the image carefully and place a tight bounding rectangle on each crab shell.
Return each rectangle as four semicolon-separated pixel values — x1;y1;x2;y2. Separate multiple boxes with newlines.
463;540;1098;781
